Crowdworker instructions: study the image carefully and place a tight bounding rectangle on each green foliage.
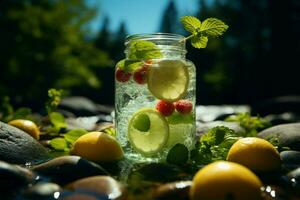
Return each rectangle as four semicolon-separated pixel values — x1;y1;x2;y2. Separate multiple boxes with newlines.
191;126;241;164
0;96;32;122
225;113;271;136
116;59;143;73
180;16;202;34
0;0;111;107
116;40;162;72
180;16;228;48
50;138;69;151
103;127;117;137
45;88;64;114
166;144;189;165
49;129;88;151
48;112;67;132
128;41;163;60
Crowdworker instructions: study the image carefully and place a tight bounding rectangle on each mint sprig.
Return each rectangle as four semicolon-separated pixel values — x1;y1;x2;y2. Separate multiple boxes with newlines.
116;40;162;72
180;16;228;48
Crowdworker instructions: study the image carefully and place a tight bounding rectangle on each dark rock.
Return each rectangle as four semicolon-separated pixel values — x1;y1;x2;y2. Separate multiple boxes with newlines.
32;156;108;185
264;112;300;126
0;121;49;164
59;191;108;200
261;185;298;200
59;96;113;117
251;96;300;116
286;168;300;194
0;160;35;193
197;121;245;137
280;151;300;169
66;176;127;200
287;167;300;180
153;181;192;200
257;123;300;151
22;182;61;199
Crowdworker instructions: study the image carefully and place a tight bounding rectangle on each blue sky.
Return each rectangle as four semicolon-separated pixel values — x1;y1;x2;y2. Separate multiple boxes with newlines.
87;0;199;35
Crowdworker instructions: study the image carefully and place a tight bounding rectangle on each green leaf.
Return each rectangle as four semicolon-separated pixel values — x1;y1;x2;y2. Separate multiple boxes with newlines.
64;129;87;143
116;59;143;73
180;16;201;34
167;112;194;124
225;113;271;136
49;112;67;130
116;59;125;69
194;126;241;164
200;18;229;37
50;138;69;151
128;40;162;60
191;36;208;49
103;127;117;138
13;107;32;119
46;88;64;114
166;143;189;165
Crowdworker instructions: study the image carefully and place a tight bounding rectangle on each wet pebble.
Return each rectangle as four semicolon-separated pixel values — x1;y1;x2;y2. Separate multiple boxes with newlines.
280;150;300;169
153;181;192;200
32;156;108;185
258;123;300;151
22;182;61;199
0;160;34;189
0;121;49;164
66;176;127;200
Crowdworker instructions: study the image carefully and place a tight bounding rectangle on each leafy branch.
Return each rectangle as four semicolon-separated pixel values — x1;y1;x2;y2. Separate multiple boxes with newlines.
180;16;229;48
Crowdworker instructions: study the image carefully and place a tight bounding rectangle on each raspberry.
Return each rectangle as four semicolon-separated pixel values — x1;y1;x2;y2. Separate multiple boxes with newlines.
156;100;175;116
174;100;193;114
133;66;148;84
115;68;131;82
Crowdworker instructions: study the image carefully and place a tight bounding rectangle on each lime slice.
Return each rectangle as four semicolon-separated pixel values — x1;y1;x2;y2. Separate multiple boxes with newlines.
128;108;169;156
147;60;189;102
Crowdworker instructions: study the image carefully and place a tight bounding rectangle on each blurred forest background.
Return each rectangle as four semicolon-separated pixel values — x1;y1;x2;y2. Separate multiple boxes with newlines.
0;0;299;111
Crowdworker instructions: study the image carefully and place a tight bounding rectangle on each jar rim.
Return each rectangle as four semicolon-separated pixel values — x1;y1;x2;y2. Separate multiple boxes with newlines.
125;33;185;44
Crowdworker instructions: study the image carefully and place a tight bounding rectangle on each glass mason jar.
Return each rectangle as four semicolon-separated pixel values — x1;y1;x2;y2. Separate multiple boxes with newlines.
115;33;196;162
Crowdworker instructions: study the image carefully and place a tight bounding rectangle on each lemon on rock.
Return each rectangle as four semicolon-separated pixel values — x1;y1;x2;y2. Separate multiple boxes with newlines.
71;132;124;162
147;60;189;102
8;119;40;140
227;137;281;171
190;161;263;200
128;108;169;156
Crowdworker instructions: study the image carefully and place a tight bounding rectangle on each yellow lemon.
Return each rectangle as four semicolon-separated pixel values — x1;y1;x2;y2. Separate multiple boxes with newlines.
71;132;124;162
147;60;189;102
190;161;263;200
227;137;281;171
8;119;40;140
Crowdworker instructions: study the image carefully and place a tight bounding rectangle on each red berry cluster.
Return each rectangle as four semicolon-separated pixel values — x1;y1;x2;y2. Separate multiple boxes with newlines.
115;60;151;84
156;100;193;116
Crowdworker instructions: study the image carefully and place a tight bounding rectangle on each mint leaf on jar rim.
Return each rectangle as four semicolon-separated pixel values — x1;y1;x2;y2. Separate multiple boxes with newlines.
128;40;162;60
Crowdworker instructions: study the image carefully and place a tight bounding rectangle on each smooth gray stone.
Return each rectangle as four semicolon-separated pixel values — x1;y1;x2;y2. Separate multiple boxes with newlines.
0;121;49;164
258;123;300;150
32;156;108;185
280;151;300;165
0;160;35;195
22;182;61;199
